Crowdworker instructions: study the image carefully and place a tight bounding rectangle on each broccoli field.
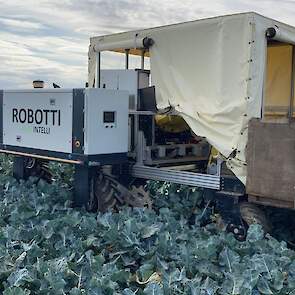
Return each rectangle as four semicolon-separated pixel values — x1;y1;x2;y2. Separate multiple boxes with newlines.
0;156;295;294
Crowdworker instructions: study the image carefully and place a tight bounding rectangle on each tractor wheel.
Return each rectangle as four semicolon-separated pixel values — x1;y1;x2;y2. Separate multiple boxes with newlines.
239;202;271;233
226;222;247;241
87;173;152;212
24;158;53;183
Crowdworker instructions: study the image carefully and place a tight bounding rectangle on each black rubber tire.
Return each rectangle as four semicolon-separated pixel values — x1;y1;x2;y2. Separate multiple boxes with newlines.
239;202;272;233
93;174;118;212
226;222;247;241
87;173;151;213
24;158;53;183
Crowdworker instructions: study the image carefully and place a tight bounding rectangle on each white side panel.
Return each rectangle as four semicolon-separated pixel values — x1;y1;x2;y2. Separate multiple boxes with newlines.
100;70;120;89
84;88;128;155
138;72;150;89
3;90;73;153
101;69;138;92
100;69;149;109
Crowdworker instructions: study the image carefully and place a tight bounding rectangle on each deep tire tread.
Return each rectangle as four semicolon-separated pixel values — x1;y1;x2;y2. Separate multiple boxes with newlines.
88;173;151;212
240;202;271;232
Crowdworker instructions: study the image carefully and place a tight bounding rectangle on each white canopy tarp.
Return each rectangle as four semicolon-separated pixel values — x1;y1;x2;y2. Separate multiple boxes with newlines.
148;13;295;183
149;14;256;183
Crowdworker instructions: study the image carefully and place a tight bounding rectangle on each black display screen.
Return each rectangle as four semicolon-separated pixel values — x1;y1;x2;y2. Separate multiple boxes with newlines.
103;111;115;123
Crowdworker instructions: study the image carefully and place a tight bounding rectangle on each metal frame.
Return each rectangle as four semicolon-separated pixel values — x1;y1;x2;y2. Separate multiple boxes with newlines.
0;145;127;166
132;165;220;190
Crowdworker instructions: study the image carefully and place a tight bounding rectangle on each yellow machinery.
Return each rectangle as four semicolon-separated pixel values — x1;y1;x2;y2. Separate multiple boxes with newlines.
154;115;189;133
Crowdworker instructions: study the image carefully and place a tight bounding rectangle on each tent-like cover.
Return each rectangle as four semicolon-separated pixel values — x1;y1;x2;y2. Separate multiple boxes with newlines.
88;12;295;184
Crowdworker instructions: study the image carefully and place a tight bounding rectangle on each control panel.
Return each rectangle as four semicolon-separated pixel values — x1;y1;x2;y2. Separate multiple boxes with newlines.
103;111;116;128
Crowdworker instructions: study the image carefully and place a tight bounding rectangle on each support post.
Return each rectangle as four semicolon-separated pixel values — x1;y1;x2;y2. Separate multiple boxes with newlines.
73;164;97;207
95;52;101;88
13;156;26;180
141;50;145;69
125;49;130;69
289;46;295;120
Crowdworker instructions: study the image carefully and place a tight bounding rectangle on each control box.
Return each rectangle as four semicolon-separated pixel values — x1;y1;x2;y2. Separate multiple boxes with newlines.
0;88;129;163
83;88;128;155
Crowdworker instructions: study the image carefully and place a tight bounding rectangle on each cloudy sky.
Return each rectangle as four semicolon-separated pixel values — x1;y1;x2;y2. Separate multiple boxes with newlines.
0;0;295;89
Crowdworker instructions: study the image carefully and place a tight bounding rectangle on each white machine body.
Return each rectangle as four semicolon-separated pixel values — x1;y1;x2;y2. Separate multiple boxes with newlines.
3;89;73;153
2;88;129;156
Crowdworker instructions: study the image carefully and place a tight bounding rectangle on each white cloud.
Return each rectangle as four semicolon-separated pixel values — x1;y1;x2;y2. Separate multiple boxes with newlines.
0;17;45;31
0;0;295;89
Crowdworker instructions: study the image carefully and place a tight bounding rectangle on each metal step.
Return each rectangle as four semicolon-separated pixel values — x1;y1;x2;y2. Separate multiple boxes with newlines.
132;165;220;190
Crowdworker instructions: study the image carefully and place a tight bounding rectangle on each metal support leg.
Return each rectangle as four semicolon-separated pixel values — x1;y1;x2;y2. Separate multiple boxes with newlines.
95;52;101;88
73;165;97;207
125;49;130;69
13;156;26;180
141;49;145;69
289;46;295;120
136;131;146;165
